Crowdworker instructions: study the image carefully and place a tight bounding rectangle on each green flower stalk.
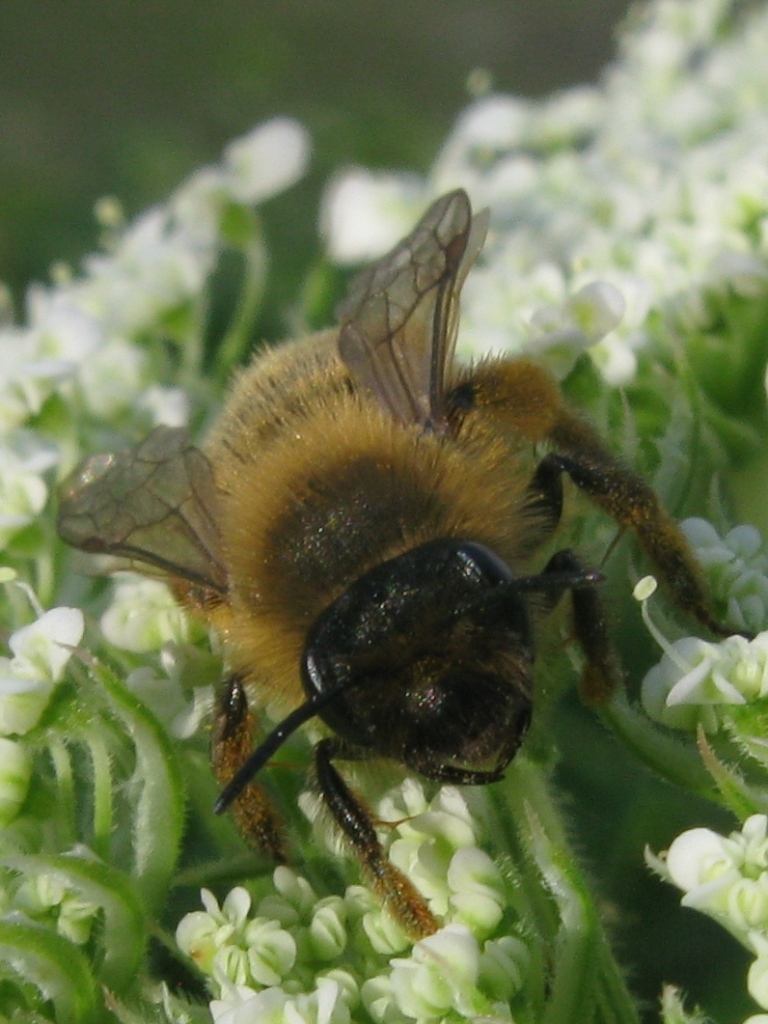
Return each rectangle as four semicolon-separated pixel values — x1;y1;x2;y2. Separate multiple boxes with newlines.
2;0;768;1021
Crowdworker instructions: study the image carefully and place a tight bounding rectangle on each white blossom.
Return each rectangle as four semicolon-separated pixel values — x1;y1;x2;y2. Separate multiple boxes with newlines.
641;632;768;732
682;519;768;635
100;575;190;653
0;432;59;549
180;780;528;1022
321;0;768;387
222;118;311;206
657;816;768;1014
0;607;85;735
320;169;427;264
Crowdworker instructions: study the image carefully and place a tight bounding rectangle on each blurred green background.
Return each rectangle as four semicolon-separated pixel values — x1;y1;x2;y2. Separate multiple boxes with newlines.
0;3;753;1021
0;0;629;298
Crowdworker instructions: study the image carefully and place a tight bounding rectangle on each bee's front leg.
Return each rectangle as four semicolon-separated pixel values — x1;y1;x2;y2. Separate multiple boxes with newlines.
314;738;439;940
212;674;287;862
538;549;624;704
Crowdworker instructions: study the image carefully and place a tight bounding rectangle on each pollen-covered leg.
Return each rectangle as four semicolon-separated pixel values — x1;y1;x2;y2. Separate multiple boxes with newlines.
537;434;738;639
212;675;286;862
451;357;741;637
314;738;439;940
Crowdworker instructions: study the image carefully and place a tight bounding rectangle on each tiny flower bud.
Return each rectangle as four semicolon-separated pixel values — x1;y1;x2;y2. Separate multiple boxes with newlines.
309;898;348;959
243;918;297;986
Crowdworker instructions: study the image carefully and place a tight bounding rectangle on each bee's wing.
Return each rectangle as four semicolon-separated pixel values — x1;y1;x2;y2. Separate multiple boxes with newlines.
57;425;228;596
337;188;489;432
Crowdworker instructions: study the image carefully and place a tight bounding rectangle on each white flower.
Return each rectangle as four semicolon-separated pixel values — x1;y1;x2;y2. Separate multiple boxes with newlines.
446;847;506;936
75;206;216;339
660;816;768;945
176;887;253;974
389;924;485;1020
479;934;530;1001
170;166;229;245
258;865;318;926
641;632;768;732
77;336;148;418
25;285;105;364
308;897;347;960
100;575;190;653
135;384;190;428
320;0;768;392
681;519;768;634
223;118;311;206
0;432;59;549
440;94;532;156
210;986;283;1024
13;871;99;945
125;657;213;740
178;777;527;1021
320;169;427;264
525;279;626;378
212;979;350;1024
0;326;81;431
0;607;85;735
242;918;297;986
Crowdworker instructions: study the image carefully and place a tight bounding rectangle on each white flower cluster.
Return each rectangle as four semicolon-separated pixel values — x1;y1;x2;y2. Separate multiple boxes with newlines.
0;576;93;837
321;0;768;386
654;815;768;1019
10;855;101;946
682;519;768;636
0;601;83;744
641;630;768;733
0;117;309;606
177;781;529;1024
634;530;768;739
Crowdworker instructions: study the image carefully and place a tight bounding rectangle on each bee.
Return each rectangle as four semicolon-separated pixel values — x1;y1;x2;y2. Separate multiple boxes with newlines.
58;189;741;939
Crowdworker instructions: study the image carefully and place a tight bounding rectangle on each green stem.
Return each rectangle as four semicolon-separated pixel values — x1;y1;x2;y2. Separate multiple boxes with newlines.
48;736;76;848
86;730;113;861
215;234;267;376
601;691;718;801
178;289;209;384
172;853;273;891
87;660;185;911
33;541;56;612
499;757;641;1024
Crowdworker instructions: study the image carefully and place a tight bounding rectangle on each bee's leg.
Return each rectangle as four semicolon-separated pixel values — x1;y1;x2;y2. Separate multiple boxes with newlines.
314;737;439;939
523;452;565;539
539;549;624;704
212;674;286;862
534;440;738;639
453;358;742;637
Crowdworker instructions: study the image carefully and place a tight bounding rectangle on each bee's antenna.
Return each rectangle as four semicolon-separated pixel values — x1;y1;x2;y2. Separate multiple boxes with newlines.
214;685;347;815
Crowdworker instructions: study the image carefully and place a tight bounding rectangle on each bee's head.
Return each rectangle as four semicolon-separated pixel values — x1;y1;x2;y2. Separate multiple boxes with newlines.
302;539;535;781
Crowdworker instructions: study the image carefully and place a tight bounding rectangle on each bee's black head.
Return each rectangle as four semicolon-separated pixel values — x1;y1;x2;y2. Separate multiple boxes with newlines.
302;539;534;781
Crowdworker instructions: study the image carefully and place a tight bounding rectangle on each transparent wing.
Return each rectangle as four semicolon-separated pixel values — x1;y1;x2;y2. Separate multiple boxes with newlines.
57;425;227;596
337;189;488;432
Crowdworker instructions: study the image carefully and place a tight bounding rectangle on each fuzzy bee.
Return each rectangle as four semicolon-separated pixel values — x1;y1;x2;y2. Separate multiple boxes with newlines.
58;189;738;938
